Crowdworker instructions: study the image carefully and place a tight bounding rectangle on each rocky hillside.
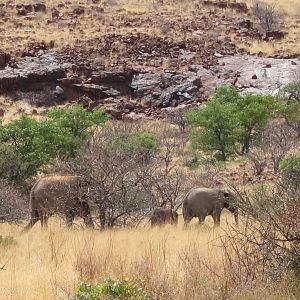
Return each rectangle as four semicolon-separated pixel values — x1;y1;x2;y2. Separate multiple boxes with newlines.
0;0;299;120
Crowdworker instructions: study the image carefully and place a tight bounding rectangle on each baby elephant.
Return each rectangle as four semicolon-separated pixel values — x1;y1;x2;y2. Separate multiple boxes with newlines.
150;208;178;227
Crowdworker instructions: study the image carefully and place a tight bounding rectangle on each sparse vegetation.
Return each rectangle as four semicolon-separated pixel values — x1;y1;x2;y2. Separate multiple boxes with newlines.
252;0;282;33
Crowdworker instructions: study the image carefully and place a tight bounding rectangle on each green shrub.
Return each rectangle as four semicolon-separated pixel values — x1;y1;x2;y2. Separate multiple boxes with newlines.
104;132;158;162
282;82;300;101
74;278;158;300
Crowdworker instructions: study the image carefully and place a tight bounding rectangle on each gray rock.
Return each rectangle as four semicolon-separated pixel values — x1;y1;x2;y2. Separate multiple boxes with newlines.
0;52;72;93
130;72;202;107
130;73;162;97
72;83;120;99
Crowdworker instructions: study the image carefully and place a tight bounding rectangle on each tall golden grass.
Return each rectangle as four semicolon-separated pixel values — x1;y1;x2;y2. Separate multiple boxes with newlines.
0;214;293;300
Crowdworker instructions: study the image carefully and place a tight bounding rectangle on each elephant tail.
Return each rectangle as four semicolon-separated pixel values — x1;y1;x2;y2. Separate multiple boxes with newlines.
182;200;188;221
22;189;39;232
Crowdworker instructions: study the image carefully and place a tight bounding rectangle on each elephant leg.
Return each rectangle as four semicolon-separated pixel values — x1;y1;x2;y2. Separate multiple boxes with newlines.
99;205;106;230
41;215;48;229
198;214;205;224
65;210;75;227
82;204;94;228
150;218;156;227
212;211;221;227
183;215;193;226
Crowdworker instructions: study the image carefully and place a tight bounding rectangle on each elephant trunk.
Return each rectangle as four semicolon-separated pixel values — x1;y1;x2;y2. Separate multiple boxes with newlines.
233;209;238;225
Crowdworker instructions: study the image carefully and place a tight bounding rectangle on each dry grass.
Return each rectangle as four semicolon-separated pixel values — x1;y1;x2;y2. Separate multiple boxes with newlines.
1;0;299;58
242;0;300;54
0;214;295;300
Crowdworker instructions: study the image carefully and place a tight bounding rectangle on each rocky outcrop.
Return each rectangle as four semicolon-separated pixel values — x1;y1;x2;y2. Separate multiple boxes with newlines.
202;1;248;13
1;49;299;119
0;52;72;92
214;55;300;95
130;72;203;107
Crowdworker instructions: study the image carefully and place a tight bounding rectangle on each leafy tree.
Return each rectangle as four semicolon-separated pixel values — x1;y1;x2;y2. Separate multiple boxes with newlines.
186;98;239;161
0;105;109;181
47;105;110;157
235;94;276;154
186;86;277;160
0;116;59;180
277;99;300;138
213;85;240;103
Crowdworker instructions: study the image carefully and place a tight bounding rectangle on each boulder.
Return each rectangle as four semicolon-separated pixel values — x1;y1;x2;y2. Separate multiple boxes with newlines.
73;6;85;15
72;83;120;99
130;72;202;107
263;31;285;41
0;52;72;93
33;3;46;12
17;6;28;16
104;106;123;120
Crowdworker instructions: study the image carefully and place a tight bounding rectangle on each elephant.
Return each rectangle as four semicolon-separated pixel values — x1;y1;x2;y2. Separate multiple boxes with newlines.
23;175;94;230
149;208;178;227
182;187;238;226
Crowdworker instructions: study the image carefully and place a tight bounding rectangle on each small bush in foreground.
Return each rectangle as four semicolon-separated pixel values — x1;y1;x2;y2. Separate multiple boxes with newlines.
75;278;158;300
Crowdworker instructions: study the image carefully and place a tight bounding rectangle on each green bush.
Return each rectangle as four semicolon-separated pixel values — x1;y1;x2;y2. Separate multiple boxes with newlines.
0;105;109;181
282;82;300;101
185;86;277;160
104;132;159;162
277;99;300;138
47;105;110;158
74;278;158;300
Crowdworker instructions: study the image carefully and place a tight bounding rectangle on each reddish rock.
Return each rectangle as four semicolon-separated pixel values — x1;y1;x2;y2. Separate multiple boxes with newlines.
0;108;5;117
252;74;257;79
105;107;123;120
263;31;285;41
17;6;27;16
73;6;85;15
33;3;46;13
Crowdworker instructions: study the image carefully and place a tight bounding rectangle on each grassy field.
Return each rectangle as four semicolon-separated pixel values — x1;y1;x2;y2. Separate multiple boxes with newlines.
0;214;295;300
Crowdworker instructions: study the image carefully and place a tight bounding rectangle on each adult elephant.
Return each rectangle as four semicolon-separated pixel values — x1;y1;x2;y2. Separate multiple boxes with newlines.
149;208;178;227
23;175;93;230
182;187;238;226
